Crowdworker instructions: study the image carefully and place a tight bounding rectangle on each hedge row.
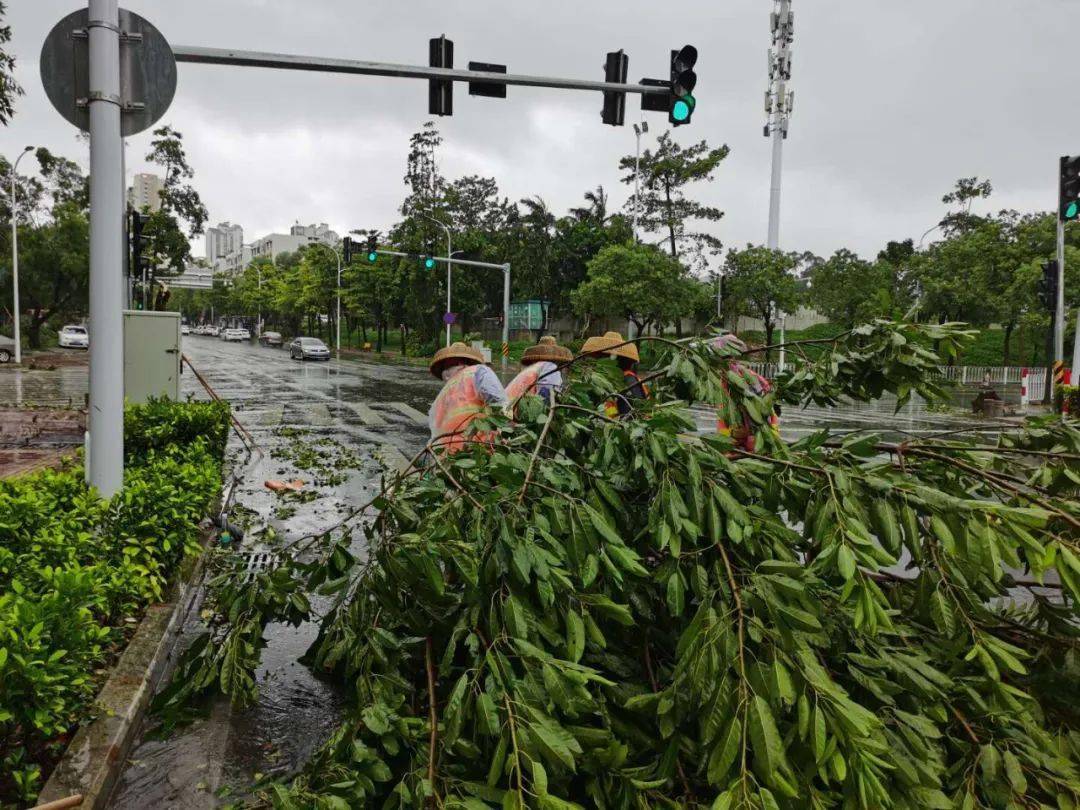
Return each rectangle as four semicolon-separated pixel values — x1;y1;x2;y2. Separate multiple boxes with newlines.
0;399;230;807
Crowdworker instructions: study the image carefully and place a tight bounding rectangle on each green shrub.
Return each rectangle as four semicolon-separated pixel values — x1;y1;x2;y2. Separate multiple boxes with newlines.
0;400;229;807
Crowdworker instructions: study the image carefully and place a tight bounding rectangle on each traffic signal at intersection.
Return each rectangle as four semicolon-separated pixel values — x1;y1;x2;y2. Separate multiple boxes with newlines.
342;236;353;263
366;232;378;263
601;50;628;126
129;208;152;281
1039;260;1059;311
669;45;697;126
423;255;436;270
1060;155;1080;222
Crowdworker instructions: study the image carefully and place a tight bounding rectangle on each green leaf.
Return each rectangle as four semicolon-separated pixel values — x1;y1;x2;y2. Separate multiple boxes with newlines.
565;612;585;663
666;571;686;617
749;695;784;779
1003;750;1027;795
707;717;741;785
837;545;857;580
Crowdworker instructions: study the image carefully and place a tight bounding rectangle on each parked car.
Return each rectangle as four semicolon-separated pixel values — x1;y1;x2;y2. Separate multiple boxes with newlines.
223;328;251;342
259;330;283;347
290;336;330;361
0;333;14;363
207;325;220;337
181;324;191;335
58;324;89;349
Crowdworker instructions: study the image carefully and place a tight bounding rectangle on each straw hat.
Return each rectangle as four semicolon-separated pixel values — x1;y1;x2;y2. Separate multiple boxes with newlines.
580;330;623;357
429;341;484;378
610;340;640;363
521;335;573;366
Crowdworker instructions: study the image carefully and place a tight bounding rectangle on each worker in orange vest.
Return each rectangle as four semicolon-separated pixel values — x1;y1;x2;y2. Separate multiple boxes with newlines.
427;342;508;453
505;335;573;408
709;333;779;452
581;331;649;418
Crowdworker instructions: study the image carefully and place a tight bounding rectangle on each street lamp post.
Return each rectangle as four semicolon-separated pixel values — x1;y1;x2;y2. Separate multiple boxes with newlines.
8;145;33;364
421;212;453;347
308;238;343;356
632;121;648;242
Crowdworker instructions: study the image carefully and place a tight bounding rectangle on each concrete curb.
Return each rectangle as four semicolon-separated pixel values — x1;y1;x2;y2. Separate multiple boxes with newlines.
35;527;216;809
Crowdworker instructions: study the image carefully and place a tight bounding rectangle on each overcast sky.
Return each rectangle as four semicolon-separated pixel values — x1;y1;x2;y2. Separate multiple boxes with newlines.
5;0;1079;268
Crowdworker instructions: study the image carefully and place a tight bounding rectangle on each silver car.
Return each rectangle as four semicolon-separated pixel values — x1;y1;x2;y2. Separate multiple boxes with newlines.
0;333;14;363
290;337;330;361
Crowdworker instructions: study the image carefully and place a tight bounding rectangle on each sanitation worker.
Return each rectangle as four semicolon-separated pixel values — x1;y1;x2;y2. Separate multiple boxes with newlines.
580;331;649;418
428;342;508;453
505;335;573;407
709;332;780;452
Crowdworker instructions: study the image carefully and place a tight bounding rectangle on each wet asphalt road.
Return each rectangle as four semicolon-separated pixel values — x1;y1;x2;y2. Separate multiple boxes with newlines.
1;338;1020;806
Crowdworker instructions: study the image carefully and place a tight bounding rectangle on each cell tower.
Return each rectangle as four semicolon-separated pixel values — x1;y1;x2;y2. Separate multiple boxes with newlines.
765;0;794;249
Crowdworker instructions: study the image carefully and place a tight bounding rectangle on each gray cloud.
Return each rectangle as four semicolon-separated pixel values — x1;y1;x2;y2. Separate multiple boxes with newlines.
5;0;1079;266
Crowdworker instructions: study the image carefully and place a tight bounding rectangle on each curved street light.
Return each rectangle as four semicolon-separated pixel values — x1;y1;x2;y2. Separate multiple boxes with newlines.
9;145;33;364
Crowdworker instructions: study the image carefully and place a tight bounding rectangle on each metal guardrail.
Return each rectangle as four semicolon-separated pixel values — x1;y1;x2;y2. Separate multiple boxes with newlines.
742;362;1049;401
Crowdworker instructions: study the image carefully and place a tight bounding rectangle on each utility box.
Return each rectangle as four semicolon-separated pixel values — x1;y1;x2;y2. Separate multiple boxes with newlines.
123;310;181;404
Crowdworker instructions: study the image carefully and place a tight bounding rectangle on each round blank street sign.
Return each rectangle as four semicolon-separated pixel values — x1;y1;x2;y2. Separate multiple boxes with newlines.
40;7;176;136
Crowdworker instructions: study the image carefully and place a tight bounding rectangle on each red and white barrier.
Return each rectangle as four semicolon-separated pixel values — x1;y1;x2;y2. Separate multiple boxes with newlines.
1020;367;1029;407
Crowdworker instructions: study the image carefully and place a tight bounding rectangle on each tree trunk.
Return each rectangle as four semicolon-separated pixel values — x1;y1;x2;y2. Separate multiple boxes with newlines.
674;318;683;339
27;315;43;349
1002;321;1015;367
764;317;775;362
375;319;384;353
664;181;677;260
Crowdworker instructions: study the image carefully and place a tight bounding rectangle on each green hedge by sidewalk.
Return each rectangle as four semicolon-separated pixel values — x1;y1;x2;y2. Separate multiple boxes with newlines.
0;399;230;807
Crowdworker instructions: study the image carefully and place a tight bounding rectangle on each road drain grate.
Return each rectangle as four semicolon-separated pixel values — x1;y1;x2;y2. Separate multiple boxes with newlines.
238;550;278;582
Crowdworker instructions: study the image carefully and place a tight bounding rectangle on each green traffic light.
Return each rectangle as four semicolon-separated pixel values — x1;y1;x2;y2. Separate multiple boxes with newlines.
367;251;378;263
424;257;436;270
672;96;693;122
1068;201;1079;220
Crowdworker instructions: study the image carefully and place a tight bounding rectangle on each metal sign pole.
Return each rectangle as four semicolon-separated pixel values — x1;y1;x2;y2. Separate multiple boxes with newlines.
502;264;511;371
1055;217;1066;363
86;0;125;496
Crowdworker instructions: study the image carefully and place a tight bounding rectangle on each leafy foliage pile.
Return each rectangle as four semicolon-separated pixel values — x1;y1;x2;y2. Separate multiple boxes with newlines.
0;400;229;807
159;323;1080;809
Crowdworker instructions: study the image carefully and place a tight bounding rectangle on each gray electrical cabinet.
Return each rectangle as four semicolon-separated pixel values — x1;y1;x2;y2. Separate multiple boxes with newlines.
123;310;181;403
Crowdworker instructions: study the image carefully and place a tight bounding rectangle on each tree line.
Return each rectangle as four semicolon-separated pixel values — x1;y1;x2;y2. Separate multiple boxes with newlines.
3;116;1078;365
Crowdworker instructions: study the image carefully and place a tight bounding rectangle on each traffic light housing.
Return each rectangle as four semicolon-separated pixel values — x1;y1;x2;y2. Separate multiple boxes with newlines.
1039;261;1059;311
1060;155;1080;222
601;50;628;126
129;208;151;280
422;255;437;270
366;232;378;263
429;35;454;116
343;236;353;264
669;45;697;126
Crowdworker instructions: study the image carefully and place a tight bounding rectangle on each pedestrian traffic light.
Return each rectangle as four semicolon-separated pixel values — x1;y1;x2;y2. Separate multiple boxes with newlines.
366;232;378;263
601;49;628;126
343;236;353;264
429;35;453;116
669;45;697;126
1060;155;1080;222
1039;260;1058;311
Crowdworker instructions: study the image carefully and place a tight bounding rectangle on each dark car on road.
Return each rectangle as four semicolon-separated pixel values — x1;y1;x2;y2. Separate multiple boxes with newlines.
290;336;330;361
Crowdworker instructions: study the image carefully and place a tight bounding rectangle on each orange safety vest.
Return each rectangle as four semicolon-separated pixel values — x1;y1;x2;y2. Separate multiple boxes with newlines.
604;370;650;419
506;364;544;402
429;365;491;453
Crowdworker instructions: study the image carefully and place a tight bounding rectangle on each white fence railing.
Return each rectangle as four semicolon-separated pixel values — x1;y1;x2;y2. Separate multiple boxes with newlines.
743;363;1049;400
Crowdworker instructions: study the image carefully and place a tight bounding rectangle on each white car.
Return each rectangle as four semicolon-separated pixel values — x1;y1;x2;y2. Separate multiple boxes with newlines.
223;328;251;342
58;324;89;349
207;325;220;337
181;324;191;335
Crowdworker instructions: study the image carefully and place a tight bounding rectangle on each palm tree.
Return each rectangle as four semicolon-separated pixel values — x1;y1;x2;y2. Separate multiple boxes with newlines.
569;185;609;225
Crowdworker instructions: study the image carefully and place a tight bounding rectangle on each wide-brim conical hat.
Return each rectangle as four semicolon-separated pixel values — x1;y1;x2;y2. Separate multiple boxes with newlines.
580;330;624;357
521;335;573;365
429;341;484;378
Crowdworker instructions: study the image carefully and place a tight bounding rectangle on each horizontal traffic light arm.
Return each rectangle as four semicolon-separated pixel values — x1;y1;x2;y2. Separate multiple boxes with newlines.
172;46;669;99
372;249;508;271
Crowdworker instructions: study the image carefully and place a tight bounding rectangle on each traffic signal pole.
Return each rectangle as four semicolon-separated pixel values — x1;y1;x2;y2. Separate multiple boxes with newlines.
171;46;669;103
86;0;126;497
373;250;511;370
1055;217;1065;363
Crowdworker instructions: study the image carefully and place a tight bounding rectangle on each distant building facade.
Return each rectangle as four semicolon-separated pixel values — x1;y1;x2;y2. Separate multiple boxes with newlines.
127;173;163;213
205;222;244;267
250;223;340;263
